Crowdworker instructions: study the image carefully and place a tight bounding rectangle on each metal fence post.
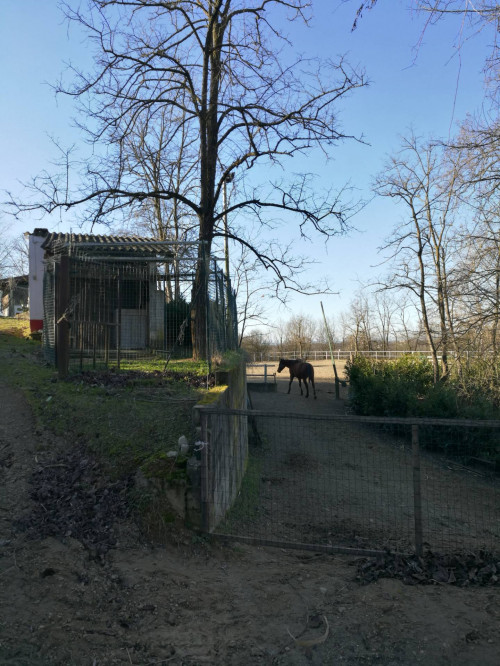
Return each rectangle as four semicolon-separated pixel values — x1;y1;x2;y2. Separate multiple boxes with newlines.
412;424;424;557
116;268;122;370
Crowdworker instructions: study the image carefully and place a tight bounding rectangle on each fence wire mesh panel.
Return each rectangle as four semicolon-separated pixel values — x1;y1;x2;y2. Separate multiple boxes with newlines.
416;422;499;553
41;239;237;374
42;262;56;365
200;409;499;556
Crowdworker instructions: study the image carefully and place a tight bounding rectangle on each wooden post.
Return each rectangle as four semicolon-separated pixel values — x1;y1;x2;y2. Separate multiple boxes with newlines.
56;255;70;379
92;322;97;369
79;322;84;372
116;269;122;370
412;424;424;558
104;324;109;367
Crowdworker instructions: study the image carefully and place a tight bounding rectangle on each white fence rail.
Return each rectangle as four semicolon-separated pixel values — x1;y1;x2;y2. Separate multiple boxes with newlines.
246;349;486;362
246;364;276;383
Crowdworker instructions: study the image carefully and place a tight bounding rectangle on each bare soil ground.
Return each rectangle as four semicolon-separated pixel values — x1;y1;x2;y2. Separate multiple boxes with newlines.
246;360;350;412
246;359;348;384
1;380;499;665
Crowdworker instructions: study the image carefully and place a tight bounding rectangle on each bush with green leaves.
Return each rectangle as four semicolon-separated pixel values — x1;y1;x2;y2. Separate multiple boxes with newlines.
457;356;500;411
345;354;500;463
345;354;433;417
346;354;500;419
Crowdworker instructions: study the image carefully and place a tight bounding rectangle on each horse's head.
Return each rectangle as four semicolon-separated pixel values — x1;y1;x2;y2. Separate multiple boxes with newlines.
277;358;286;373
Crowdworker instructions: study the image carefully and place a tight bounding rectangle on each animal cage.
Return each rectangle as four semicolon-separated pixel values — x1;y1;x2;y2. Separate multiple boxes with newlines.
40;233;237;374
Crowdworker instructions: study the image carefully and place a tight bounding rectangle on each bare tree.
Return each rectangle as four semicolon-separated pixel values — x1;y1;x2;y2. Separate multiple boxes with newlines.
0;223;12;278
9;0;366;358
316;313;337;349
0;227;28;279
389;294;422;350
241;329;271;360
120;108;199;301
341;292;374;352
350;1;500;40
231;244;274;346
8;234;29;276
453;203;500;353
374;135;465;381
284;314;317;359
371;291;398;351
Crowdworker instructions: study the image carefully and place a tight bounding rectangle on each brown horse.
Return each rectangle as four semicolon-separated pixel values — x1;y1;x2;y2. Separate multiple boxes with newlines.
277;358;317;399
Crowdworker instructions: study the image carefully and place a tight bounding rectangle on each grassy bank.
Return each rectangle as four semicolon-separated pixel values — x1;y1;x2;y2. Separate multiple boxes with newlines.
0;318;213;480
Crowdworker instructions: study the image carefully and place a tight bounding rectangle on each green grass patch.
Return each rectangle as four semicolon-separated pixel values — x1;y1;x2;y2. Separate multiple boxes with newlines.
0;331;207;480
0;316;31;339
0;328;230;542
119;356;209;376
214;349;245;372
196;385;227;405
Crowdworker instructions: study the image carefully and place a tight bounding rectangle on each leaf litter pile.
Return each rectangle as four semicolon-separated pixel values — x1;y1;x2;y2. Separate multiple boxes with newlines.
14;445;132;559
356;550;499;587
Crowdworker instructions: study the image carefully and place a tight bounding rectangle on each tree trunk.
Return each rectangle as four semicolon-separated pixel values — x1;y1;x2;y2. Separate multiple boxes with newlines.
191;238;211;360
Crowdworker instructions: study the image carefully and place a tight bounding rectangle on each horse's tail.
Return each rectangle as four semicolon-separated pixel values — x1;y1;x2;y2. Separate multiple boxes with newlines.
308;363;317;398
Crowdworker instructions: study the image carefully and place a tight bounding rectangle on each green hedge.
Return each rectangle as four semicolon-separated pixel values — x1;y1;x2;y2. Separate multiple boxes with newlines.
345;354;499;419
345;355;433;417
345;354;500;463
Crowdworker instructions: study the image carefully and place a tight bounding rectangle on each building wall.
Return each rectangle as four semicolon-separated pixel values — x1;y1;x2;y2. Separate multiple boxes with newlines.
28;230;48;331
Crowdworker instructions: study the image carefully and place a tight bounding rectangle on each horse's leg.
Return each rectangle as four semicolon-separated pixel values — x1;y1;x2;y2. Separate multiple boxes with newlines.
298;378;304;395
304;378;309;398
287;374;293;394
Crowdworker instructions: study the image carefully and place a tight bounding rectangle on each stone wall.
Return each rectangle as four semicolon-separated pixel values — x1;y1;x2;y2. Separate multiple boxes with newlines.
133;355;248;532
194;357;248;532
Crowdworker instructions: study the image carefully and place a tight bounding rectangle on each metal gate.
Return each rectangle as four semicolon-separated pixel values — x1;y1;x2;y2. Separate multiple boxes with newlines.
199;408;500;556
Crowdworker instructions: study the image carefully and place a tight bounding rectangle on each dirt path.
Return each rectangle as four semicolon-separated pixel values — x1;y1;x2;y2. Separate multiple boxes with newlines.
247;360;350;415
1;381;499;665
247;366;499;554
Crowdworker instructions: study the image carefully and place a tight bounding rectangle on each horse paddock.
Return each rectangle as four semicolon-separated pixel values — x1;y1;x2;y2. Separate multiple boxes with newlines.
201;364;500;557
247;359;348;383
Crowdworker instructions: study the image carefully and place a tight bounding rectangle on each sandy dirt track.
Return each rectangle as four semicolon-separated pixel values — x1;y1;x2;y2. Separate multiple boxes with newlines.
1;380;499;665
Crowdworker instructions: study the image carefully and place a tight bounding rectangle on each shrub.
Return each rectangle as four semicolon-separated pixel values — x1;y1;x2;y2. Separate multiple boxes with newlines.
345;354;500;461
346;353;500;419
345;354;433;417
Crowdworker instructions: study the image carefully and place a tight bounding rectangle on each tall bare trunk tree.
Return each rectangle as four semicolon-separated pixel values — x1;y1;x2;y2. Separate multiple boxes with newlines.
375;135;462;382
11;0;366;359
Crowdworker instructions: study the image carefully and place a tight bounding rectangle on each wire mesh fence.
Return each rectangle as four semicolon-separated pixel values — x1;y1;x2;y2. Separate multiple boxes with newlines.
199;408;500;556
41;238;237;374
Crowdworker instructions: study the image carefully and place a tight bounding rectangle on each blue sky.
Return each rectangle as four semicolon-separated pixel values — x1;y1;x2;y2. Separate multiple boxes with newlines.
0;1;493;326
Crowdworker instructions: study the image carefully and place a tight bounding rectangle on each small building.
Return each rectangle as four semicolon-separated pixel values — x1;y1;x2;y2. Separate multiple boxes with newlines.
28;229;236;374
0;275;29;317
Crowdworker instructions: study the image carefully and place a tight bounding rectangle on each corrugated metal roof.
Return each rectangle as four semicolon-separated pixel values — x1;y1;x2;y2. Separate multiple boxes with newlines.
41;233;176;258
